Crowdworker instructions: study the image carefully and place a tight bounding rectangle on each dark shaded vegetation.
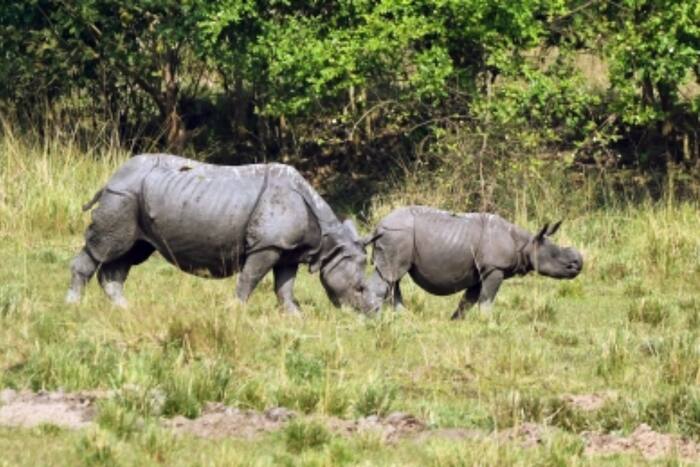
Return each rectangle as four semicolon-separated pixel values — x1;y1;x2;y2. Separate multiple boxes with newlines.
1;1;699;210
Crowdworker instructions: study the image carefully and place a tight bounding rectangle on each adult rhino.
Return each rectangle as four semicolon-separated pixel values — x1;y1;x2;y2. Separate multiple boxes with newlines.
366;206;583;319
66;154;380;315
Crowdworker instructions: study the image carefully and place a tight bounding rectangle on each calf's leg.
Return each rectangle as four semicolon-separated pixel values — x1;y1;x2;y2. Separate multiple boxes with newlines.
450;284;480;320
450;270;505;320
476;270;504;310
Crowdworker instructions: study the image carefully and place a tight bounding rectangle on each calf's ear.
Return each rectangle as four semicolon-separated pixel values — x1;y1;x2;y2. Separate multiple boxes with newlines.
535;223;550;242
546;220;563;237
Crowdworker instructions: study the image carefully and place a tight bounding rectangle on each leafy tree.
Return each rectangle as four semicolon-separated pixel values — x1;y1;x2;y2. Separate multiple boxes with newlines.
1;0;698;178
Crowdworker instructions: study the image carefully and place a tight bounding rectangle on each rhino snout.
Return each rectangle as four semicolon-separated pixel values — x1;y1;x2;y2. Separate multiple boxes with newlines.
363;293;383;316
564;250;583;276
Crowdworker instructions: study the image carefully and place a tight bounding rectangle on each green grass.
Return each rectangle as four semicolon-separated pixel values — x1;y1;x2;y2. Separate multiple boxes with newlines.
1;125;700;464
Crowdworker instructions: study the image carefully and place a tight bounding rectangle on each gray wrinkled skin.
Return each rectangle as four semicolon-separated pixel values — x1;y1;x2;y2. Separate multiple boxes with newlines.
365;206;583;319
66;154;380;315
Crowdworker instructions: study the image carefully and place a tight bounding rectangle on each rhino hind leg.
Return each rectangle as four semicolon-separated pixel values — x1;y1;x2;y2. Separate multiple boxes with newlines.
97;241;155;308
236;248;281;305
98;260;130;308
66;248;99;304
273;263;301;315
450;270;505;320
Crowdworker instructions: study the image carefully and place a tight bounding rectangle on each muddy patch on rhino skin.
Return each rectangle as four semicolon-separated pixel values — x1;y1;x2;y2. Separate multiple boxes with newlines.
0;389;102;429
583;424;700;460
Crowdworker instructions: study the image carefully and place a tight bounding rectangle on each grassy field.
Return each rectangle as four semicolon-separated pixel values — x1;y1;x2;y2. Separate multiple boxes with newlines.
1;126;699;466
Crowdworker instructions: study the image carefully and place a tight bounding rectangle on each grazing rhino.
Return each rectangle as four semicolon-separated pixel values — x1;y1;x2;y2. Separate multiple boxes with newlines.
66;154;380;315
365;206;583;319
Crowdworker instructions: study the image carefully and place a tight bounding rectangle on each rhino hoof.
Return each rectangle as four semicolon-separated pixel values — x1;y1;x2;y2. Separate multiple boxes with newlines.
281;305;302;317
65;290;81;305
450;311;466;320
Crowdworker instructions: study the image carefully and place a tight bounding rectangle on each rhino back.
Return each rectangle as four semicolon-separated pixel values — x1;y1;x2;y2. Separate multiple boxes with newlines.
406;208;491;294
139;164;265;276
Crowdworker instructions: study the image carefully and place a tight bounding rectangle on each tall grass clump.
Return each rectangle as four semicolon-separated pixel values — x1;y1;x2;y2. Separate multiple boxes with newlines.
627;298;668;326
283;420;332;454
0;117;128;238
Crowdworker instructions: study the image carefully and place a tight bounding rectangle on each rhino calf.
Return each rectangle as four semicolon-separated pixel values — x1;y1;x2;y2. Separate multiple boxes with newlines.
366;206;583;319
66;154;380;314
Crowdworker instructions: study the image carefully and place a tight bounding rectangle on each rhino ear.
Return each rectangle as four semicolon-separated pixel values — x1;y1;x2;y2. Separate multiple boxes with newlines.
342;219;360;242
535;223;550;242
546;220;563;237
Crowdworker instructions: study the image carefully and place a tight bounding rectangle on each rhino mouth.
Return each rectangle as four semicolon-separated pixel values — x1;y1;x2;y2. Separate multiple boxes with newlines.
561;260;583;278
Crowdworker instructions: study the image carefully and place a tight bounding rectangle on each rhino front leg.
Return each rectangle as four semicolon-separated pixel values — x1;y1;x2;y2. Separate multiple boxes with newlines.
391;282;405;311
273;263;301;315
236;248;281;305
66;248;99;304
476;270;504;311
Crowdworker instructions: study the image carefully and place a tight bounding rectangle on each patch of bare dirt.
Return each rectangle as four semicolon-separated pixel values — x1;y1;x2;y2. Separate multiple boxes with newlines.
2;389;698;462
166;405;427;443
327;412;426;443
414;427;484;443
0;389;102;429
498;422;549;448
163;403;296;440
561;392;613;411
583;424;700;460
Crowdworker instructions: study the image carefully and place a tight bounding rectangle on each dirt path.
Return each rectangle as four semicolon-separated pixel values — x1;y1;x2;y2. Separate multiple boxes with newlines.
0;389;100;430
1;389;698;461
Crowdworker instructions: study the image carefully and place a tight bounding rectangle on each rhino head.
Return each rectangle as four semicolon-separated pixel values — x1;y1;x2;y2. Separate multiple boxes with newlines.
526;221;583;279
314;219;380;315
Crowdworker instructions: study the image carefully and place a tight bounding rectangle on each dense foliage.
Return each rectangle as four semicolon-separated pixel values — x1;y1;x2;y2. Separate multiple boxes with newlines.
1;1;698;187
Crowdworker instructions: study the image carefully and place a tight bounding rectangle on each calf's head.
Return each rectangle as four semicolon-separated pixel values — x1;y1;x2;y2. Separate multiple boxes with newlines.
315;220;380;315
526;221;583;279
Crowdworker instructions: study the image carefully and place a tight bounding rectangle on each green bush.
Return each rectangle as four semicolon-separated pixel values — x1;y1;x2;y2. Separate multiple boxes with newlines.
283;420;332;454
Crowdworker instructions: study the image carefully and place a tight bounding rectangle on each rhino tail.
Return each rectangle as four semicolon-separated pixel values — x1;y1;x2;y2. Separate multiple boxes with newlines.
82;188;104;212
